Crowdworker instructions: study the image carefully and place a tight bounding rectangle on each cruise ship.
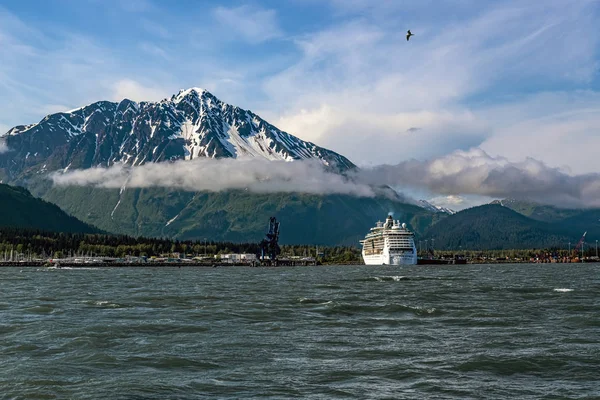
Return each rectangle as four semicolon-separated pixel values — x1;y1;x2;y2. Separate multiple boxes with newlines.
360;215;417;265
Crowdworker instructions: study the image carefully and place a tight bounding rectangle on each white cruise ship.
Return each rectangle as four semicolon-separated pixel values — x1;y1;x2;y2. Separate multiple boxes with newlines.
360;215;417;265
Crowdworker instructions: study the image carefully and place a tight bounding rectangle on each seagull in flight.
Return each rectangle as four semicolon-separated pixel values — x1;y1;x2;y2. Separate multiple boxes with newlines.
406;30;414;41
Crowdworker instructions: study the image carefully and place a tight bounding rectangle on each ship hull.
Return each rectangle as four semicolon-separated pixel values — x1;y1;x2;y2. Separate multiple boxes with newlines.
362;251;417;265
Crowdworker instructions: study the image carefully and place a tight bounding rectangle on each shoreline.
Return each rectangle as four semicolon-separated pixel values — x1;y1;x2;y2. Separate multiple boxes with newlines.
2;260;598;268
0;260;316;268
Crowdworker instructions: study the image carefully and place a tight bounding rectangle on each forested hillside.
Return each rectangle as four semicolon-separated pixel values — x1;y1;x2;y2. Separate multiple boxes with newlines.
422;205;572;250
0;184;98;234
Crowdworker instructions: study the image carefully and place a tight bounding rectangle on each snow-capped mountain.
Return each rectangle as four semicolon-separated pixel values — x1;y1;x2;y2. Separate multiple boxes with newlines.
0;88;354;180
0;87;446;244
418;200;456;215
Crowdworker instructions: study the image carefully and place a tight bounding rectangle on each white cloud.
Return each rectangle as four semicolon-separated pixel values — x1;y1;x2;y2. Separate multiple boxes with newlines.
0;14;116;124
264;0;600;167
479;91;600;174
354;148;600;208
51;158;375;198
213;5;282;44
0;136;9;153
0;6;280;129
49;148;600;209
111;79;170;102
275;105;488;165
274;105;342;144
0;8;187;127
428;195;493;211
430;195;467;207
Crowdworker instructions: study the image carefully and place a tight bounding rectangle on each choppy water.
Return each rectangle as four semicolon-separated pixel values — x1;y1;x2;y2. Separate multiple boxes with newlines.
1;264;599;399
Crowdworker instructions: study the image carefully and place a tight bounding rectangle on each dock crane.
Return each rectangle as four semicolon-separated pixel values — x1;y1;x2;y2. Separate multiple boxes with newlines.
572;231;587;259
258;217;281;261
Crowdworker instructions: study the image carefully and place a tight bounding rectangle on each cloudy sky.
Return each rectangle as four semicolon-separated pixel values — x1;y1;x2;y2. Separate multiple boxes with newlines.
1;0;599;209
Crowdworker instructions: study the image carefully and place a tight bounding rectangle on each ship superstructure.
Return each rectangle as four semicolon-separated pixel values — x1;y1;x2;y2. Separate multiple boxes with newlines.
360;215;417;265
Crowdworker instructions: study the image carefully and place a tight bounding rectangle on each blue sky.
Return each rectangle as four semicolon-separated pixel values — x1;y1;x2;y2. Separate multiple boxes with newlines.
1;0;600;208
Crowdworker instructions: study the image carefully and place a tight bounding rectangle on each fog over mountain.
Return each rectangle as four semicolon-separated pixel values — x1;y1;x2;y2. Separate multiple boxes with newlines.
50;158;375;197
47;134;600;209
354;149;600;209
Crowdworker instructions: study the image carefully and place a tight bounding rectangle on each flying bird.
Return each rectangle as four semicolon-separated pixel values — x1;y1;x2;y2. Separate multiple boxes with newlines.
406;30;414;41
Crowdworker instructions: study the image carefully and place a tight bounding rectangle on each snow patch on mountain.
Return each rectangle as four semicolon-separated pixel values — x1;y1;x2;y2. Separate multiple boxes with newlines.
418;200;456;215
1;88;354;175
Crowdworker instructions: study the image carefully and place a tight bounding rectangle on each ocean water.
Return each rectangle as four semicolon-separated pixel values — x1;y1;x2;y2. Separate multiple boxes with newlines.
1;264;599;399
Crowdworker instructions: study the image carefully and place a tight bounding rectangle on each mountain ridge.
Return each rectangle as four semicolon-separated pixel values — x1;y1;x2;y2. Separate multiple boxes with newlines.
423;204;572;250
418;199;456;215
0;88;354;185
0;183;99;234
490;198;581;222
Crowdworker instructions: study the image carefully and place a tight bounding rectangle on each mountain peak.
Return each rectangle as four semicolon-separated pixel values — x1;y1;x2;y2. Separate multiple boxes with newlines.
172;87;209;103
0;87;356;177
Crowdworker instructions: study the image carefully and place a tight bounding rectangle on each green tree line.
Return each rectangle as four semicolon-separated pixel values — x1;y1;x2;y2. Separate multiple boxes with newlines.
0;227;363;262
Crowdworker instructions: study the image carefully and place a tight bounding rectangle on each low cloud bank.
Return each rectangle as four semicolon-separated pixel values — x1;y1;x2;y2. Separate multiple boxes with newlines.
355;149;600;208
50;158;376;197
50;149;600;208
